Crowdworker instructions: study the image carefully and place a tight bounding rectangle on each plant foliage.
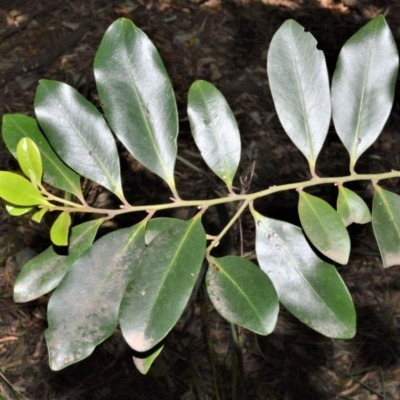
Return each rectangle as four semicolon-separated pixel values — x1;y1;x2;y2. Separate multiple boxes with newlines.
2;15;400;372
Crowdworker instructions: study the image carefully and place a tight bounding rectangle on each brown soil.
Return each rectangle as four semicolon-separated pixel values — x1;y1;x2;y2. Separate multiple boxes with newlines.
1;0;400;399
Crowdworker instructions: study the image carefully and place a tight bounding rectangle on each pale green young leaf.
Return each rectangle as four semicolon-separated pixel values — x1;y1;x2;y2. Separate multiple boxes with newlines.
188;80;241;189
0;172;49;206
5;204;33;216
206;256;278;335
298;192;350;265
94;18;178;191
34;80;125;201
267;19;331;176
337;186;371;227
45;223;146;370
133;346;163;375
2;114;82;198
253;211;356;338
50;212;72;246
31;207;48;223
17;137;43;184
119;216;206;352
331;15;398;172
13;219;102;302
372;186;400;268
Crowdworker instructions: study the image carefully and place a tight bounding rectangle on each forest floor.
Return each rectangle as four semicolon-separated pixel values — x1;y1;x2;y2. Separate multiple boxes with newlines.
1;0;400;399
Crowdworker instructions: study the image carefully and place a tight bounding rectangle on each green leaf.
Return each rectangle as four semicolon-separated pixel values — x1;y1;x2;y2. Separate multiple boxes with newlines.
5;204;32;216
13;219;102;302
337;186;371;227
94;18;178;191
331;15;398;172
133;346;163;375
16;137;43;184
45;223;146;370
120;216;206;352
206;256;278;335
31;207;48;223
0;172;49;206
188;80;241;189
298;191;350;265
145;217;186;244
50;212;72;246
253;211;356;338
2;114;82;198
372;186;400;268
267;19;331;176
34;80;125;200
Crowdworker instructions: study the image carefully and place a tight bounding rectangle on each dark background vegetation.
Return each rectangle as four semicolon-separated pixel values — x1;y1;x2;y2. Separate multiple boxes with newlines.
1;0;400;399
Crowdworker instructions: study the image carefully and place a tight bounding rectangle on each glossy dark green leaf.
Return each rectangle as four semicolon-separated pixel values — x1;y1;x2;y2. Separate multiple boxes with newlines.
298;192;350;265
34;80;125;200
372;186;400;268
45;223;146;370
0;172;49;206
120;216;206;352
17;137;42;184
188;80;241;189
133;346;163;375
5;204;32;216
13;219;102;302
2;114;82;198
206;256;278;335
267;19;331;176
94;18;178;191
145;217;186;244
331;15;398;172
253;211;356;338
50;212;72;246
337;186;371;227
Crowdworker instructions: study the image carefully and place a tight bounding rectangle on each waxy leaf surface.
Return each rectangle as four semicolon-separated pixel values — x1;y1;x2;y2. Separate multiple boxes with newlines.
267;19;331;175
94;18;178;189
0;172;49;206
17;137;42;184
45;223;146;370
5;204;32;216
206;256;278;335
298;192;350;265
50;212;72;246
14;219;102;302
120;217;206;352
2;114;82;198
372;186;400;268
34;80;124;199
188;80;241;189
331;15;398;171
253;211;356;338
337;186;371;227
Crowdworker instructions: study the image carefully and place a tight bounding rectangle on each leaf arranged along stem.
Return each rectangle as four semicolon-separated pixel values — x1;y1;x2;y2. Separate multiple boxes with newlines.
2;114;83;199
14;219;102;302
0;172;49;206
94;18;178;193
253;210;356;339
45;223;146;370
298;192;350;265
331;15;399;172
34;80;125;201
372;186;400;268
188;80;241;190
337;186;371;227
267;19;331;176
50;212;72;246
120;216;206;352
206;256;278;335
17;137;43;185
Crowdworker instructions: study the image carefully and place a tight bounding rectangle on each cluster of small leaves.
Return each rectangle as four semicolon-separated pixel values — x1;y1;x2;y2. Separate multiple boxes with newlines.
1;15;400;373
